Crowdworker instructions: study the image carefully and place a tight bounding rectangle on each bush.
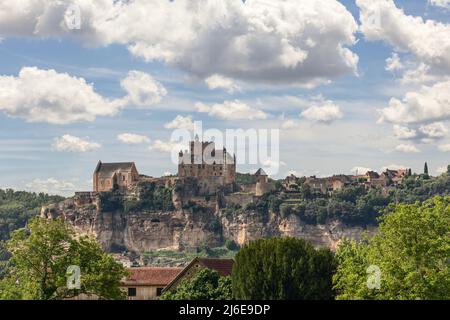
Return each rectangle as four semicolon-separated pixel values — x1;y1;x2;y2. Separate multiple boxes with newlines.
98;192;123;212
225;240;239;251
205;218;222;233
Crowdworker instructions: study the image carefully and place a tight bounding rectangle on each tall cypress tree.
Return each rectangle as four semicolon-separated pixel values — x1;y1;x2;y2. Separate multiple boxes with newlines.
424;162;429;175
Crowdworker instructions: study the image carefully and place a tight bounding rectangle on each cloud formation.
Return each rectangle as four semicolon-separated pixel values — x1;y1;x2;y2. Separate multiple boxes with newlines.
121;70;167;108
357;0;450;77
301;100;343;124
195;100;268;120
395;144;420;153
24;178;77;196
0;67;124;124
149;140;186;153
0;0;359;86
429;0;450;9
117;133;150;144
52;134;101;152
281;119;301;130
379;80;450;124
0;67;166;124
164;115;195;130
205;74;240;93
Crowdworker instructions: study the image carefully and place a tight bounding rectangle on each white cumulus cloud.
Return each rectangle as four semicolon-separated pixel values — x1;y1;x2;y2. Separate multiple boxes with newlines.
281;119;301;130
205;74;240;93
195;100;268;120
0;0;359;86
24;178;77;196
395;144;420;153
379;80;450;124
393;125;417;140
301;100;343;124
0;67;125;124
121;70;167;108
385;53;404;72
117;133;150;144
357;0;450;77
164;115;195;130
0;67;166;124
429;0;450;9
419;122;448;139
52;134;101;152
149;140;186;153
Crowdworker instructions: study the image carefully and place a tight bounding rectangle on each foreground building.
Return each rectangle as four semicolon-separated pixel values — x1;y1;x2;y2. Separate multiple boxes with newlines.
163;258;234;293
121;267;183;300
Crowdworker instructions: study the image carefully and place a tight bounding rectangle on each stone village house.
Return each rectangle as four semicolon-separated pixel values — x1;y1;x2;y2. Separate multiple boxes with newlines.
121;267;182;300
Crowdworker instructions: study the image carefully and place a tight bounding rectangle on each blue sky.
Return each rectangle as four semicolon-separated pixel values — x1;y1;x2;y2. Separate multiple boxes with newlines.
0;0;449;195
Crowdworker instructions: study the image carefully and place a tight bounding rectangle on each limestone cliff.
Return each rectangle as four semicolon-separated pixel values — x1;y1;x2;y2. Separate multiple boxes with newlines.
41;194;375;255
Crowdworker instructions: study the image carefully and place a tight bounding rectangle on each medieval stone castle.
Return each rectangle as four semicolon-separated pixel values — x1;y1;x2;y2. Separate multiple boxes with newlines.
87;138;274;209
93;138;237;195
88;137;409;204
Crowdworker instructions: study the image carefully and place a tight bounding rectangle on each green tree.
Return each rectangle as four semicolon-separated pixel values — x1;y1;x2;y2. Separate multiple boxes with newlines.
0;218;127;300
424;162;429;178
232;237;336;300
160;268;232;300
224;240;239;251
333;196;450;300
447;165;450;175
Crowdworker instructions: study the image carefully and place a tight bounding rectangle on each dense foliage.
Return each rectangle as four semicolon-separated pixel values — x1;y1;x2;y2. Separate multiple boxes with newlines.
232;237;336;300
235;172;258;186
160;268;232;300
0;217;128;300
123;182;174;212
333;196;450;300
231;172;450;226
0;189;64;241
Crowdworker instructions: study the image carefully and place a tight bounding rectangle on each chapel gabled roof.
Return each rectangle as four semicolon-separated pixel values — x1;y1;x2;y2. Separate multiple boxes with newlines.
94;161;136;177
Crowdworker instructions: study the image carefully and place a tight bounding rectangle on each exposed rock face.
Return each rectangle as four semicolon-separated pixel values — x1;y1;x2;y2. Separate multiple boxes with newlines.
218;211;375;251
41;195;375;254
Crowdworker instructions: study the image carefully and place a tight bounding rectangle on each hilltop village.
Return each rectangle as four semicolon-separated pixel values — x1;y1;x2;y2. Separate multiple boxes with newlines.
71;138;411;214
40;138;417;255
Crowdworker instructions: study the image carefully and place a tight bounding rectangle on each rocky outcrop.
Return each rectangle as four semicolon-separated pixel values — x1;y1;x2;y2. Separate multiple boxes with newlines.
218;210;375;251
41;194;375;255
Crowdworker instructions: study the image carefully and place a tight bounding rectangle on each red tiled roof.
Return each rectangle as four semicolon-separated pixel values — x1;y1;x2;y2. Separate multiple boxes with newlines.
122;267;183;286
198;258;234;277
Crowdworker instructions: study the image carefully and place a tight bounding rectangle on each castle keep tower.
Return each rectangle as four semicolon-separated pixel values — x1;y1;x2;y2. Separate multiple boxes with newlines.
255;168;270;196
177;137;236;194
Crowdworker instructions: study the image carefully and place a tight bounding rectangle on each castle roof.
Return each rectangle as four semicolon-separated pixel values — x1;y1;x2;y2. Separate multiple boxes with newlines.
255;168;267;176
94;161;136;177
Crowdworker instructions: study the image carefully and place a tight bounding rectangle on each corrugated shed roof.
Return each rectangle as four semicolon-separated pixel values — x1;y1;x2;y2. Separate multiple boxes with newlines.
122;267;183;286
